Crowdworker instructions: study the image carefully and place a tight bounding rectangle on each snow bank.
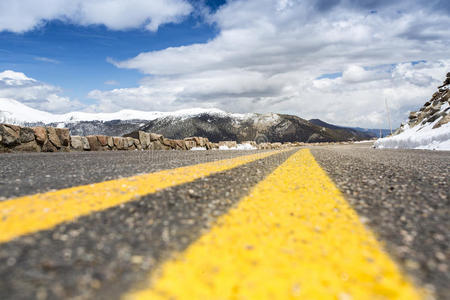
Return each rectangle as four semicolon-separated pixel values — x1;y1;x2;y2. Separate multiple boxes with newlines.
218;143;257;150
190;147;207;151
374;119;450;151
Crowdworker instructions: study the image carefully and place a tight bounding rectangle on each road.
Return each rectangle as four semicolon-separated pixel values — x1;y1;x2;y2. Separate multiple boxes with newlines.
0;144;448;299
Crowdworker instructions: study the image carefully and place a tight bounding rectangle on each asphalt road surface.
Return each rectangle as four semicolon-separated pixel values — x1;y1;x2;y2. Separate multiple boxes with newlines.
0;144;448;299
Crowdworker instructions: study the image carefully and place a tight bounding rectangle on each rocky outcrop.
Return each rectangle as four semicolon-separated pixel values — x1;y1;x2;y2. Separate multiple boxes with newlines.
403;72;450;131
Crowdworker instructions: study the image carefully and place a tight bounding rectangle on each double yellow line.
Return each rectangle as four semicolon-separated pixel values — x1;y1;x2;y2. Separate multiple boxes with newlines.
0;149;423;299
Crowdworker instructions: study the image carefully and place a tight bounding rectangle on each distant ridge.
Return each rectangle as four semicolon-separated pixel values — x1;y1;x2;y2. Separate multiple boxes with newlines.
309;119;391;138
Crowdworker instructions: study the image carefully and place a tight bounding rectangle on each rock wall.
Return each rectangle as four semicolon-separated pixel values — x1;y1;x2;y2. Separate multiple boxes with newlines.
0;124;347;153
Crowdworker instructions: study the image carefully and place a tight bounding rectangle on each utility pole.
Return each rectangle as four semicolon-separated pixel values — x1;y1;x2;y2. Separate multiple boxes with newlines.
385;97;393;136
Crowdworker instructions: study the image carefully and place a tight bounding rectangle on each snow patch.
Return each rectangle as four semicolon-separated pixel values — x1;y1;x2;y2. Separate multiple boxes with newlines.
190;147;207;151
218;143;257;150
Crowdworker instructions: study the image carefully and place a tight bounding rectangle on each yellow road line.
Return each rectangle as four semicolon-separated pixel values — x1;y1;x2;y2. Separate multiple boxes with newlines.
126;149;422;300
0;150;287;244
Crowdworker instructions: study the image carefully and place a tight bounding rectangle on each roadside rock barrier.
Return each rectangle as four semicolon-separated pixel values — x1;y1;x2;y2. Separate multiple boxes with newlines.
1;125;342;153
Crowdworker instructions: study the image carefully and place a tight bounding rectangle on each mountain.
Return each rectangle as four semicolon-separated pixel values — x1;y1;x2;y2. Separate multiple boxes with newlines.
139;112;373;143
1;98;373;143
0;98;235;137
375;72;450;150
309;119;390;138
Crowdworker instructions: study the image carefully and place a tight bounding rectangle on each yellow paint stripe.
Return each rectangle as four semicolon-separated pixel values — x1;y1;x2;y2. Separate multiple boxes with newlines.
127;149;422;300
0;150;286;244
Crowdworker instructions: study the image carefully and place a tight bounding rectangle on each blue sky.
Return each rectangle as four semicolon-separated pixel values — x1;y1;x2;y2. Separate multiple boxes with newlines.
0;0;449;128
0;1;224;105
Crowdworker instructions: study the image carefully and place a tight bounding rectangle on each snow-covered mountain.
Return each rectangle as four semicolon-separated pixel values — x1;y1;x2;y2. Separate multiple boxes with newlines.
0;98;254;137
375;72;450;150
0;98;247;124
0;97;373;142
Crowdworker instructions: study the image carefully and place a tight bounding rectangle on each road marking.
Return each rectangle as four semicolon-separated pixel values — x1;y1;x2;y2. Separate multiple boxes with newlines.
126;149;422;300
0;150;288;244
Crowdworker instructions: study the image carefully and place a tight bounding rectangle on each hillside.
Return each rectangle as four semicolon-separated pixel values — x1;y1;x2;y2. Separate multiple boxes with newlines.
308;119;388;138
139;112;373;143
375;72;450;150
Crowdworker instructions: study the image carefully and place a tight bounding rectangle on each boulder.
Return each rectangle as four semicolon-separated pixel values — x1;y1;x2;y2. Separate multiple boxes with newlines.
0;124;20;146
32;127;47;144
46;127;61;148
107;136;114;148
81;137;90;150
184;137;201;146
87;136;103;151
55;128;70;147
162;138;172;147
126;137;135;148
433;113;450;129
19;127;36;143
174;139;187;150
14;140;40;152
97;135;108;146
124;131;151;149
149;133;164;142
71;136;84;151
113;137;125;150
42;140;58;152
184;140;196;149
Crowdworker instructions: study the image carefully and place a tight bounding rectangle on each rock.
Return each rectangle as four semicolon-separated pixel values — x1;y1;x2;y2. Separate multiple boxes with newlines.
162;138;172;147
46;127;61;149
71;136;84;151
14;140;40;152
42;140;58;152
107;136;114;148
81;137;90;150
55;128;70;147
32;127;47;144
134;139;142;150
0;124;20;146
271;142;282;149
87;136;103;151
184;137;201;146
174;140;187;150
184;140;196;149
152;140;164;150
97;135;108;146
168;139;177;149
433;113;450;129
113;137;125;150
409;112;419;120
126;137;135;148
124;131;150;149
19;127;36;143
149;133;163;142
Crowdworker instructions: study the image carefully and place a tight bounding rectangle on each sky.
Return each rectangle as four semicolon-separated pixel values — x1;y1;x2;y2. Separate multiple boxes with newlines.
0;0;449;128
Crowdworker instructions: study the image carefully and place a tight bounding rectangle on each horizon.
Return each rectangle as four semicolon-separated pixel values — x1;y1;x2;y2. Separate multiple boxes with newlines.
0;0;449;128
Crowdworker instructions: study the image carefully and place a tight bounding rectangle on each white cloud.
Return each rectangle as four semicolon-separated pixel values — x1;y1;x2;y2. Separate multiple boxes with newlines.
94;0;450;128
34;57;60;64
0;0;192;33
104;80;119;86
0;70;83;113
